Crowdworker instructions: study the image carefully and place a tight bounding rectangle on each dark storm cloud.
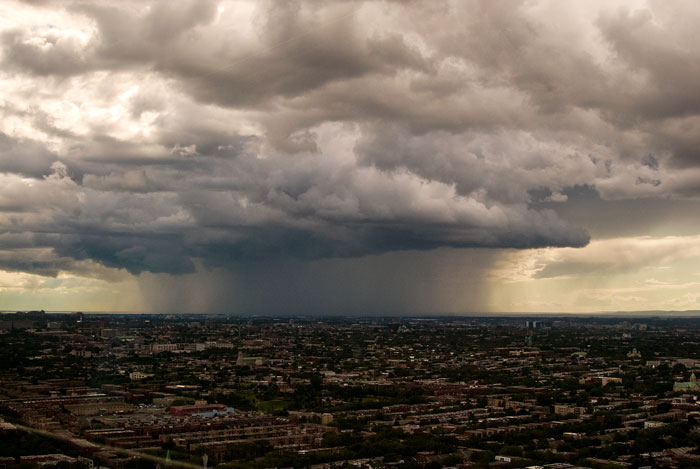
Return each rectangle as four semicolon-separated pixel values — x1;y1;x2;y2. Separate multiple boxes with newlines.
0;132;57;177
0;133;588;275
2;0;700;285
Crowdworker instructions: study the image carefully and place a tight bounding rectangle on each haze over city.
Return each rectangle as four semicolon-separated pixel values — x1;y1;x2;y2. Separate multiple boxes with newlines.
2;0;700;314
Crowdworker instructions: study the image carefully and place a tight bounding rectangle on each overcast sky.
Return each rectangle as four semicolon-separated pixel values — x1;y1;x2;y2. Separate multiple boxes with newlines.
2;0;700;314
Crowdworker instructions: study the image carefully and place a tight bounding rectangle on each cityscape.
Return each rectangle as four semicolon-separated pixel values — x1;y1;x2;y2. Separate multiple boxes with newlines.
4;0;700;467
2;312;700;468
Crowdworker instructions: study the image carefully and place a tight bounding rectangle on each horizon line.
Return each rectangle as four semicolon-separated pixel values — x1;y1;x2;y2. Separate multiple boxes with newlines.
4;309;700;318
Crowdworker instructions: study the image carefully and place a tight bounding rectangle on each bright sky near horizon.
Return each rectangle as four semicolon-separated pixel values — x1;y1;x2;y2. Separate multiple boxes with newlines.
2;0;700;314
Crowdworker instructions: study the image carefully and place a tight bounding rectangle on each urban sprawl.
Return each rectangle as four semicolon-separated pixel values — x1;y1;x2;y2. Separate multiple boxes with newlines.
1;312;700;468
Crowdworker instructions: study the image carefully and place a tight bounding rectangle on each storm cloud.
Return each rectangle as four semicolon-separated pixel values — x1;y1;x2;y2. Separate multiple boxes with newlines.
2;0;700;312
